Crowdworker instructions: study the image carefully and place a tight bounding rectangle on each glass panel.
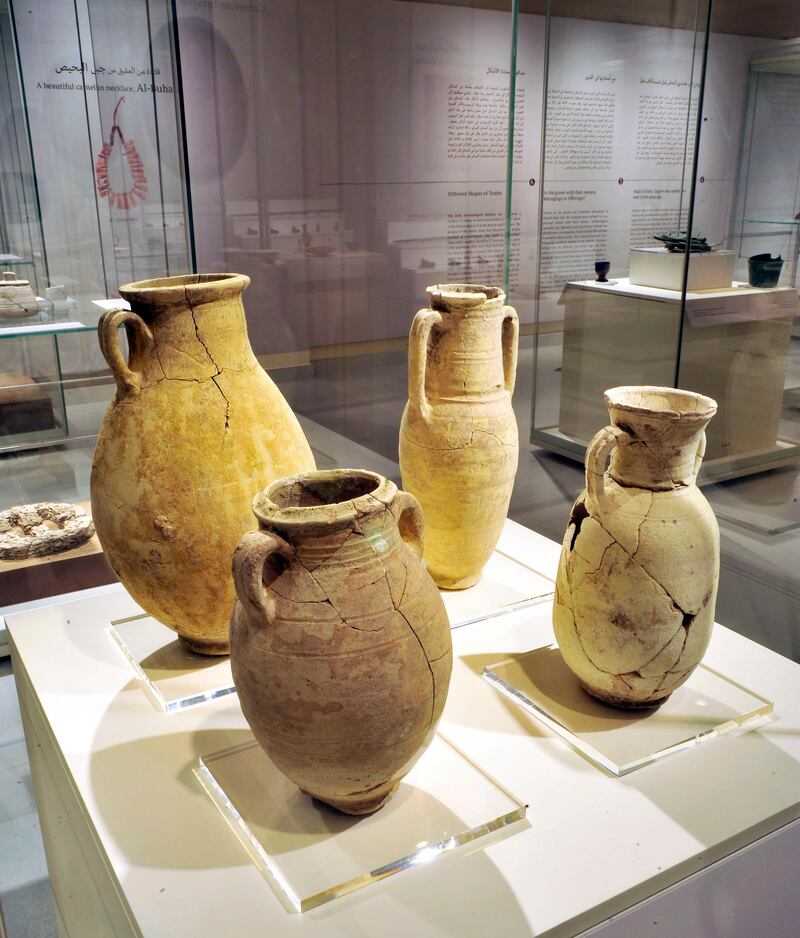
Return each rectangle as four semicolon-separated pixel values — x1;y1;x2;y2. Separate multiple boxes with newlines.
525;1;708;464
108;613;236;713
674;0;800;659
195;733;527;913
519;1;800;660
483;643;773;776
0;0;190;466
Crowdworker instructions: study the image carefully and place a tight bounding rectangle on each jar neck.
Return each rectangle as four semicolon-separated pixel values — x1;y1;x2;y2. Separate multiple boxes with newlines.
259;505;403;575
425;304;507;403
609;410;711;489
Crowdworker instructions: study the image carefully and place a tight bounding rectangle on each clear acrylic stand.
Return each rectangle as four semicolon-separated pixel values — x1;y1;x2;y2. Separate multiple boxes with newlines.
483;644;774;775
195;733;528;912
442;551;554;629
108;613;235;713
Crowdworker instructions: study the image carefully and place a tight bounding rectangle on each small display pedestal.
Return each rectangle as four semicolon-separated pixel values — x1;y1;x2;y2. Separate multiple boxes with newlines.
442;551;554;628
483;644;773;775
195;734;527;912
108;613;235;713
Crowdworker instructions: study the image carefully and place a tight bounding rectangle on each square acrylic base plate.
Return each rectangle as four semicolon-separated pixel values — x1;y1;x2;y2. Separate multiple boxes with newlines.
195;733;527;912
483;644;773;775
108;614;235;713
441;551;554;629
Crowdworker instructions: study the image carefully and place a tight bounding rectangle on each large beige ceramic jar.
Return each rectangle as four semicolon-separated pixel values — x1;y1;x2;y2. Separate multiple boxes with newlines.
399;284;519;589
91;273;315;655
554;386;719;708
230;469;452;815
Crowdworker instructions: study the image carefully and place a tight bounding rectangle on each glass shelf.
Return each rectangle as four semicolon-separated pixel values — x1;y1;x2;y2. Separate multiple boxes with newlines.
483;643;774;776
742;218;800;226
441;550;555;629
0;320;93;340
0;254;34;265
108;613;235;713
195;733;528;913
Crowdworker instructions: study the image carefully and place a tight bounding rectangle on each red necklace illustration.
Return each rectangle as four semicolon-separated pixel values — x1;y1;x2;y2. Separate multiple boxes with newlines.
95;97;147;210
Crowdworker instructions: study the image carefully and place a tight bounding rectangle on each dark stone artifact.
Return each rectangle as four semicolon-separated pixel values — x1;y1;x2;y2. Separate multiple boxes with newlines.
230;469;452;814
748;253;783;288
595;261;611;282
653;231;712;253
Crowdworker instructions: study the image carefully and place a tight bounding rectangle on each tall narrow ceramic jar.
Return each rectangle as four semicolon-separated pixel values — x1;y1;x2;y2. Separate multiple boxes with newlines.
91;273;315;655
399;284;519;589
230;469;452;815
554;386;719;708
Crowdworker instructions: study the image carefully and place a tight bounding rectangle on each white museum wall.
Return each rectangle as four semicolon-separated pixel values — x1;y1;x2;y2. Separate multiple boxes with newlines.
518;17;775;326
0;0;790;358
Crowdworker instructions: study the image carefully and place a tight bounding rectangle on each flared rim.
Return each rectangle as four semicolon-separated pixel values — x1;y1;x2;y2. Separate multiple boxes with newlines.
119;272;249;307
605;385;717;420
426;283;506;311
253;469;395;527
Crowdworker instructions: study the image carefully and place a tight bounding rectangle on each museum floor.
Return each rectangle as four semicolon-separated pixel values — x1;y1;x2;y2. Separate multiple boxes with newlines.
0;335;799;935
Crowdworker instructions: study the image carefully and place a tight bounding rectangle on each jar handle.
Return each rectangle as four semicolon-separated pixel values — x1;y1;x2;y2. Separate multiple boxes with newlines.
408;309;442;421
98;308;154;395
231;530;293;625
586;425;630;517
393;490;425;560
502;307;519;395
693;431;707;482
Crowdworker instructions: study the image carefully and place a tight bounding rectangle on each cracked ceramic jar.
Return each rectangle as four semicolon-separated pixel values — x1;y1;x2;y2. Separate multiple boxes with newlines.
230;469;452;815
91;273;315;655
399;284;519;589
554;386;719;709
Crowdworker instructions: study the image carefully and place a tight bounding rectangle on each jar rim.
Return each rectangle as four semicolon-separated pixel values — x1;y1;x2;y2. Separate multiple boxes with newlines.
426;283;506;311
119;273;249;307
253;469;395;528
605;385;717;420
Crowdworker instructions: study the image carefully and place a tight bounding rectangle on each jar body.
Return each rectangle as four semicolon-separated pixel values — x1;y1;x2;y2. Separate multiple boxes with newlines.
554;386;719;708
91;274;315;654
399;284;519;589
230;470;453;814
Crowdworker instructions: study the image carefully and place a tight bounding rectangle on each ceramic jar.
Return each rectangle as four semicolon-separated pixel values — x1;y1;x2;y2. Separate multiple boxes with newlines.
91;273;315;655
230;469;452;815
399;284;519;589
554;386;719;709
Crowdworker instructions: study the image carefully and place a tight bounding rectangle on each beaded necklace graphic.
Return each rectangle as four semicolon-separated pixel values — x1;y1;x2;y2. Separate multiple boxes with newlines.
95;97;147;210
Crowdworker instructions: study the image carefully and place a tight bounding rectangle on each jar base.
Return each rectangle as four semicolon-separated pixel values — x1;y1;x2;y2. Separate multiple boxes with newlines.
303;780;400;816
580;681;671;711
433;571;481;591
178;633;230;657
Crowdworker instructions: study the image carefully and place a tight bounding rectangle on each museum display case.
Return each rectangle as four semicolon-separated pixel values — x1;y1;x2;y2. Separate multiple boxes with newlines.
1;1;800;934
525;0;800;484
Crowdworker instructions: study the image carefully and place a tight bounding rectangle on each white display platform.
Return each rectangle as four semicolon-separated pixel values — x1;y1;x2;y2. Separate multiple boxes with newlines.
105;540;554;714
554;278;799;479
107;614;236;713
629;247;736;291
7;519;800;938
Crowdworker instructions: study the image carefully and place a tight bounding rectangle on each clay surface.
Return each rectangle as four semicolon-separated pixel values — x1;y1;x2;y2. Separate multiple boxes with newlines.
0;503;94;559
399;284;519;589
0;270;38;317
91;273;315;655
554;386;719;708
230;469;452;814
